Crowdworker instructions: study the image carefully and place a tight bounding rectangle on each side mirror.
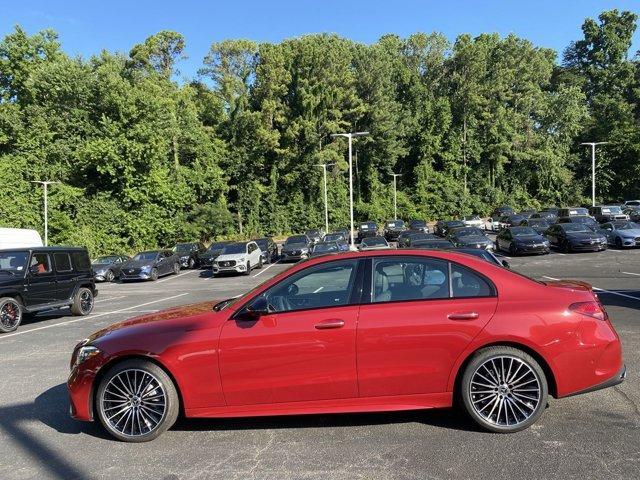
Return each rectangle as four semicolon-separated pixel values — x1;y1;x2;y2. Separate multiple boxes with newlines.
501;260;511;269
240;296;269;320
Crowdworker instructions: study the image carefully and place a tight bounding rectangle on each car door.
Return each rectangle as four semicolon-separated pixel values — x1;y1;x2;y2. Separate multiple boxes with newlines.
24;252;57;307
545;225;558;246
219;259;362;406
52;251;75;301
356;256;498;397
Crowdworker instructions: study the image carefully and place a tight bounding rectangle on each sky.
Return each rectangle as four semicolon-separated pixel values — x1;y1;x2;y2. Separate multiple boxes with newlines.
1;0;638;80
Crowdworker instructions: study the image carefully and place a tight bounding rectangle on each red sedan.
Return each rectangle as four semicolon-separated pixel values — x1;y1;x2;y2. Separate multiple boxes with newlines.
68;250;625;442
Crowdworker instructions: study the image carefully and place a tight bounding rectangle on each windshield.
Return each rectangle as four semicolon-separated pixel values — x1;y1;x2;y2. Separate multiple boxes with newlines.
619;222;640;230
528;220;549;227
510;227;538;236
455;227;483;237
562;224;591;233
221;243;247;255
285;235;308;245
567;208;588;215
208;242;228;252
363;237;387;246
92;256;119;265
254;238;268;248
0;251;29;275
313;243;338;253
133;251;158;261
602;206;623;214
324;234;344;242
572;216;596;224
175;243;195;253
386;220;405;228
410;220;426;227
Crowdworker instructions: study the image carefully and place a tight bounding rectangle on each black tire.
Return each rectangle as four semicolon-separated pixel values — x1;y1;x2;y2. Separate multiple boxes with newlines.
70;287;94;316
188;257;195;269
562;240;571;253
460;346;548;433
244;261;251;276
105;269;115;283
0;297;23;333
509;244;517;256
257;257;263;269
173;263;180;275
95;358;179;442
615;237;623;249
150;268;159;281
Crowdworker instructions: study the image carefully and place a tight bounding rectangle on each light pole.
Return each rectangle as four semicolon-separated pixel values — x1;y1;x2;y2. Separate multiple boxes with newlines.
580;142;608;206
390;173;402;219
31;180;60;246
314;163;335;234
330;131;369;250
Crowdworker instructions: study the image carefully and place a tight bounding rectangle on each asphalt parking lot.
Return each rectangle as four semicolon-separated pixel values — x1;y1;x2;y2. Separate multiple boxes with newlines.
1;243;639;480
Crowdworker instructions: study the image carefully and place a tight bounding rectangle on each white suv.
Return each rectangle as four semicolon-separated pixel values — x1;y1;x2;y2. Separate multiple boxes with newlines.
212;241;262;276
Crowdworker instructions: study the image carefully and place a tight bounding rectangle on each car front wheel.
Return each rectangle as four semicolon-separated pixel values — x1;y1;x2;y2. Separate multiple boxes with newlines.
96;359;179;442
105;270;115;283
461;346;548;433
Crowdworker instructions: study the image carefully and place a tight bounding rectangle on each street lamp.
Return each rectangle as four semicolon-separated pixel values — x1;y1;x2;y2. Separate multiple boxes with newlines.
314;163;335;234
389;173;402;219
580;142;608;207
330;131;369;250
31;180;60;246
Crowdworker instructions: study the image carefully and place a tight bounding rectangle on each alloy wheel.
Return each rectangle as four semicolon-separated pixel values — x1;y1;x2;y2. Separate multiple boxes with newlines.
100;369;167;438
0;299;21;331
468;355;541;428
79;290;93;314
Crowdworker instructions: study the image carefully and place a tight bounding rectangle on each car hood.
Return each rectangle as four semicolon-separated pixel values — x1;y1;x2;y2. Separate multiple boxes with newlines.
616;229;640;237
455;235;490;244
565;232;604;241
92;263;115;271
121;259;155;268
215;253;246;261
87;301;221;345
282;243;308;250
512;235;545;243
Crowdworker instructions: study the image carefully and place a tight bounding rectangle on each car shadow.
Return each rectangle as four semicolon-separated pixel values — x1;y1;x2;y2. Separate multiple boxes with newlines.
597;289;640;311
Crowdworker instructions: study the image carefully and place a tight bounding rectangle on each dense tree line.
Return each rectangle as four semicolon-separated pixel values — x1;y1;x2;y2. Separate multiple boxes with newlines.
0;10;638;254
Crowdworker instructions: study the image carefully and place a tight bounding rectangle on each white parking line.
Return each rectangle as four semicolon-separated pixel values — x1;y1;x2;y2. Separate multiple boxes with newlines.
542;276;640;302
157;269;200;283
622;272;640;277
0;293;190;340
253;259;281;277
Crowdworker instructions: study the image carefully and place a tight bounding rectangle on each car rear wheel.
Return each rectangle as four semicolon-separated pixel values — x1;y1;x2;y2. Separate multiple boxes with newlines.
461;346;548;433
187;257;195;269
173;263;180;275
615;237;623;249
70;287;94;316
96;359;179;442
257;257;263;269
0;297;23;333
244;261;251;276
105;270;115;283
150;268;159;281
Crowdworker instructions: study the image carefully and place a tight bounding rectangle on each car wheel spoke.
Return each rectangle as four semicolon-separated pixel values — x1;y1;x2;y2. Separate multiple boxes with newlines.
101;368;167;438
469;355;540;428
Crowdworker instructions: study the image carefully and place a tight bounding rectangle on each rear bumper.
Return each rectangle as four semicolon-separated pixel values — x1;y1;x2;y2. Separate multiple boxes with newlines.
563;364;626;398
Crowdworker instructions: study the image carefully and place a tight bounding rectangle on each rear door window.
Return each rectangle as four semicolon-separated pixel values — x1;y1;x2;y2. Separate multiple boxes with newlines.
372;257;449;303
451;264;496;298
53;252;72;272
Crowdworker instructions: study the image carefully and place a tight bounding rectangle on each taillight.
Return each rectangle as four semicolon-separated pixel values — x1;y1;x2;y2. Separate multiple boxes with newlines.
569;301;608;321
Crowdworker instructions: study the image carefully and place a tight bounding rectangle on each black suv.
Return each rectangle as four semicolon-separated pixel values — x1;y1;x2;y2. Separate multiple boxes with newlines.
174;242;207;269
0;247;97;333
253;237;279;264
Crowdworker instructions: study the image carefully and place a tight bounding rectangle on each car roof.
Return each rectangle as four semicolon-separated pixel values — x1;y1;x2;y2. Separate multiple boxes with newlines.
0;246;87;253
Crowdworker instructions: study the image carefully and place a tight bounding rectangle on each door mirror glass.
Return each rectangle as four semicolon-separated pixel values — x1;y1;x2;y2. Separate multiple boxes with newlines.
501;260;511;269
240;296;270;320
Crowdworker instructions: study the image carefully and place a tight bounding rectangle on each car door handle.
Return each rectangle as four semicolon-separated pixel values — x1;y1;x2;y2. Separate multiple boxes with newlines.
447;312;479;321
314;319;345;329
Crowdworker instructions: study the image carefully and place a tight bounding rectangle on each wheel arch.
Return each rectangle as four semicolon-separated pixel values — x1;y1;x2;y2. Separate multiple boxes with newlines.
451;341;558;399
90;354;186;421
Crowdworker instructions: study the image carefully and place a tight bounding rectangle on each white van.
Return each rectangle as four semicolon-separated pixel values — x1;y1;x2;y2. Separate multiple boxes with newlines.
0;228;44;249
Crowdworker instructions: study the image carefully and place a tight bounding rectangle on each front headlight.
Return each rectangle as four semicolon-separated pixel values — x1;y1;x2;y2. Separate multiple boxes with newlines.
141;265;152;272
180;255;189;261
71;344;101;370
237;257;245;263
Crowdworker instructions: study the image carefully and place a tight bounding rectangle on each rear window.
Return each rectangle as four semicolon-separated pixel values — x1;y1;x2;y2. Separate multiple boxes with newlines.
70;251;91;272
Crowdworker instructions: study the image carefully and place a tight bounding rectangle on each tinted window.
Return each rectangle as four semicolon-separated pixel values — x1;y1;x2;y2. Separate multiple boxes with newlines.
451;264;495;297
372;257;449;303
71;251;91;271
0;251;28;273
134;251;158;261
30;253;51;274
222;243;247;255
54;252;72;272
286;235;308;245
362;237;387;246
257;260;358;312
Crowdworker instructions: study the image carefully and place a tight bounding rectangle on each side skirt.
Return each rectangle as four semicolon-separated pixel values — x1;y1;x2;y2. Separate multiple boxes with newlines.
186;392;453;418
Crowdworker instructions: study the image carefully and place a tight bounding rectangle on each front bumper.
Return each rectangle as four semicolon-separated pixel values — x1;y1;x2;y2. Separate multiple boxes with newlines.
120;272;152;281
281;252;309;262
213;263;247;274
513;244;550;254
569;241;607;252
